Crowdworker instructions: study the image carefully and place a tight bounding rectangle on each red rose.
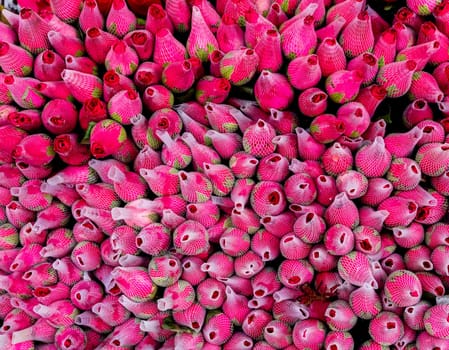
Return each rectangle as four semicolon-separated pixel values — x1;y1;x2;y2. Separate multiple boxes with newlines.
90;141;106;158
54;134;72;155
131;32;148;46
79;98;107;130
103;70;120;87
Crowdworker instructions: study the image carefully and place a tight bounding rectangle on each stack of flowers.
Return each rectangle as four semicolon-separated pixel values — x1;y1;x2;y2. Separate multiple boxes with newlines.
0;0;449;348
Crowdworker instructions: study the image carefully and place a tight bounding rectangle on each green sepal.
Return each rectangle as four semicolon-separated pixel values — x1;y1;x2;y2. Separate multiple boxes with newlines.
162;316;195;334
329;92;344;103
220;65;234;80
81;121;97;144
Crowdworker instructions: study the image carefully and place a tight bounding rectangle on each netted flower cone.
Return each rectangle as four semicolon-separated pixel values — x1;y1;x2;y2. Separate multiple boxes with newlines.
157;130;192;169
78;0;104;33
338;251;378;288
102;70;135;102
41;99;78;135
347;53;379;87
219;48;259;86
85;27;120;64
216;13;245;53
106;0;137;38
339;11;374;58
316;16;346;42
64;55;98;76
355;136;392;178
89;119;127;159
368;311;405;346
0;20;17;44
108;89;142;125
187;6;219;62
384;125;423;158
292;318;326;349
281;14;317;60
242;120;276;158
3;75;45;109
377;59;418;98
33;50;65;82
325;69;363;104
195;76;231;105
153;28;188;66
416;142;449;177
325;192;359;229
162;60;196;94
424;303;449;339
384;270;422;307
13;133;55;167
396;40;440;71
107;165;148;202
255;70;294;111
287;54;322;90
394;6;424;31
407;0;442;15
17;8;51;55
123;30;154;61
105;41;139;76
378;196;418;227
409;71;444;103
402;99;433;128
244;9;276;49
434;0;449;37
326;0;365;26
165;0;191;32
47;30;85;58
349;284;382;320
49;0;82;22
250;180;286;217
0;41;33;77
111;266;157;302
254;29;282;73
373;28;397;67
61;69;103;104
173;220;209;256
181;132;220;172
417;21;449;65
386;157;421;191
298;88;328;118
145;3;173;35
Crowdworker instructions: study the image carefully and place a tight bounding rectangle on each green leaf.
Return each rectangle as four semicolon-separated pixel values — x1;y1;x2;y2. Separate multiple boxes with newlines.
81;121;96;144
162;316;194;333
